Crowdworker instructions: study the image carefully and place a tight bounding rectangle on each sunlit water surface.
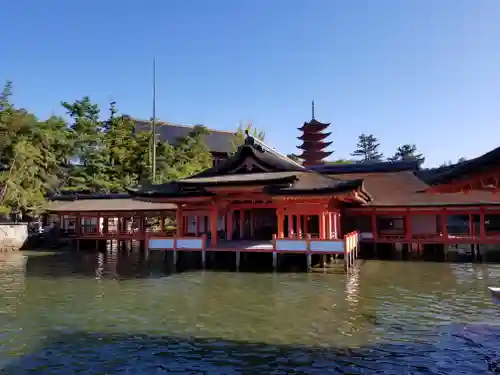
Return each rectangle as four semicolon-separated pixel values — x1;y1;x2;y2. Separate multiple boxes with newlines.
0;251;499;374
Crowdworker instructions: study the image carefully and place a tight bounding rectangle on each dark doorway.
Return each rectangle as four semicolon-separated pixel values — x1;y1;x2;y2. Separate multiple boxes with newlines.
232;209;277;240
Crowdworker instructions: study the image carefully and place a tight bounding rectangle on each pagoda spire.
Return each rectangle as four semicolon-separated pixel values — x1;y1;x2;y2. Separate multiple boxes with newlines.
297;102;333;166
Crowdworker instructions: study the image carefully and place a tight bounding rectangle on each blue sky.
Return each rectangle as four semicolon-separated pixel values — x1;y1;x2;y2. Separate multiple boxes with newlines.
2;0;500;167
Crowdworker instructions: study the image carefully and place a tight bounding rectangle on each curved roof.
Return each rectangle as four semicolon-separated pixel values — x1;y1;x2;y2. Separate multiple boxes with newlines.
427;146;500;186
297;119;330;132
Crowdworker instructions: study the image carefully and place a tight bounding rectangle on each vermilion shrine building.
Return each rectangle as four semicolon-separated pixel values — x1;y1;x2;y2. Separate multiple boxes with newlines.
47;117;500;269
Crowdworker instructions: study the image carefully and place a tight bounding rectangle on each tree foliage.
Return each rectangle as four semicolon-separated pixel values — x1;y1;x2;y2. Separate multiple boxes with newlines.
439;157;467;168
351;133;383;162
286;153;302;164
232;121;265;151
388;144;425;166
326;159;356;165
0;81;213;217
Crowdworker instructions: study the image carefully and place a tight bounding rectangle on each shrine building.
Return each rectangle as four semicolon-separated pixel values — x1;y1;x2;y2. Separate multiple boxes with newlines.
46;116;500;270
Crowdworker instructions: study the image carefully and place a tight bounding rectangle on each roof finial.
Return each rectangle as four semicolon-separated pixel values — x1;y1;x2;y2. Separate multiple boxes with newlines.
311;100;316;120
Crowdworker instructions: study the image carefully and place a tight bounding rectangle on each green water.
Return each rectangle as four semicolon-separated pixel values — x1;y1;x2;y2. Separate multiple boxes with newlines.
0;251;499;374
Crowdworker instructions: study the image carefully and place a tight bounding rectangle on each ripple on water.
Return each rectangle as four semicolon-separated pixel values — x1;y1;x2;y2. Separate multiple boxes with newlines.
0;253;499;374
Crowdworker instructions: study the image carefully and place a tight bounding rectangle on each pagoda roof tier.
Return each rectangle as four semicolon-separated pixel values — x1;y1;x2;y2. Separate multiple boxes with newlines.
298;119;330;132
297;141;333;151
298;150;333;160
297;132;331;142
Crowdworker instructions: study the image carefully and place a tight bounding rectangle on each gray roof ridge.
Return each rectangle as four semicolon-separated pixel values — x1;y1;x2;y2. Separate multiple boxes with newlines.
247;135;305;170
134;119;237;135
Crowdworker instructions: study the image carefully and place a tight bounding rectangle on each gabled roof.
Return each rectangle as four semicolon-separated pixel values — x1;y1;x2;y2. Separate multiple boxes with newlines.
427;146;500;186
130;136;371;202
308;160;420;174
135;120;236;154
189;135;305;179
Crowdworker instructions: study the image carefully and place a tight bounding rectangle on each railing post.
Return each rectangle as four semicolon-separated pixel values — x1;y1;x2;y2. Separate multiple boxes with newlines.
272;234;278;270
344;233;349;271
201;234;207;268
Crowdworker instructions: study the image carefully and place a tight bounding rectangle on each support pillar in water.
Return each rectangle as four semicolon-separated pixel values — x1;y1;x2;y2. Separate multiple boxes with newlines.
272;252;277;270
306;253;312;271
235;251;241;271
201;251;206;268
173;250;178;266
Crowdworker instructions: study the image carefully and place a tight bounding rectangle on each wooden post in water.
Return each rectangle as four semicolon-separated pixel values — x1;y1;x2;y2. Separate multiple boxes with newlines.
201;250;206;268
235;251;241;271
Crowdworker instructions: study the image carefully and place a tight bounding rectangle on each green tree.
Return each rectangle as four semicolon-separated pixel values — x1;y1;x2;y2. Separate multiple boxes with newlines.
232;121;265;151
61;97;112;193
102;102;146;190
158;125;212;182
0;81;70;216
351;133;383;162
440;157;467;168
326;159;356;165
388;144;425;166
286;153;302;164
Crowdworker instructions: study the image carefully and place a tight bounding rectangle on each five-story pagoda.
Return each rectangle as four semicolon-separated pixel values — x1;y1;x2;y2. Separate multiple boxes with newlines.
297;101;333;166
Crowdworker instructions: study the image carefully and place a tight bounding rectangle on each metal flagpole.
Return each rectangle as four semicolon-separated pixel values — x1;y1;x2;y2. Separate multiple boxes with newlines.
151;57;157;183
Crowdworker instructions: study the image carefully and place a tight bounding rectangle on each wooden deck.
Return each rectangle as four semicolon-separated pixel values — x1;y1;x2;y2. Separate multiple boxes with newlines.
209;240;274;252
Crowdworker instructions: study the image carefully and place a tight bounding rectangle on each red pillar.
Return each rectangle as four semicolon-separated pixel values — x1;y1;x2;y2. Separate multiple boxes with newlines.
303;215;309;234
468;213;474;237
277;207;284;238
404;212;412;241
211;206;218;247
176;206;183;237
195;215;200;236
287;214;294;237
441;212;448;239
319;213;326;239
250;211;255;238
335;212;342;238
239;209;244;239
75;213;81;236
480;208;486;239
297;215;303;238
325;213;331;239
371;212;377;240
227;210;233;240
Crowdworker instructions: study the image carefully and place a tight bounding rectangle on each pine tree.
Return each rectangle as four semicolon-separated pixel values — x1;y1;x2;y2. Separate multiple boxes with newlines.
61;97;112;193
388;144;425;166
351;133;383;162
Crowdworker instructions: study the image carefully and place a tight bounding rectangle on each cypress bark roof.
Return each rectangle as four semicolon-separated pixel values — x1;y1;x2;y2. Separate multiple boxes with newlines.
135;121;236;154
328;171;500;206
47;194;176;212
427;146;500;186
